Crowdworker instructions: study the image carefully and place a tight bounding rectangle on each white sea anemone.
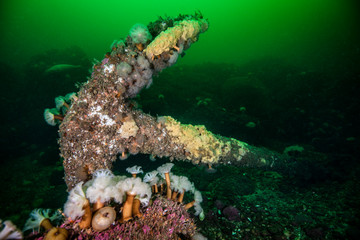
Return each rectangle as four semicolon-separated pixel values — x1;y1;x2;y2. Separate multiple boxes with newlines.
108;175;127;203
63;182;87;220
126;165;143;177
64;92;77;102
55;96;69;111
136;55;150;69
44;108;63;126
116;177;151;206
157;163;174;199
193;190;204;216
129;24;152;44
171;175;193;193
23;209;61;232
86;169;115;204
168;51;179;65
157;163;174;175
143;170;159;186
116;62;132;77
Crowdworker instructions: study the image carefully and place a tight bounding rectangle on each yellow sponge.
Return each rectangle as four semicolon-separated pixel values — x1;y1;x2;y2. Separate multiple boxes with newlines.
145;19;208;60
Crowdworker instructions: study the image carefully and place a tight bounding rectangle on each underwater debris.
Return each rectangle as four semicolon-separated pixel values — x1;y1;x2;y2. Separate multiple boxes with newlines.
42;13;289;190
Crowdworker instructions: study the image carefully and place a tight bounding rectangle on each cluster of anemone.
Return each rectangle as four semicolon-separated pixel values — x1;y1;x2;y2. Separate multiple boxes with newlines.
157;164;204;218
44;92;77;126
114;53;154;98
99;21;188;100
24;163;204;239
100;23;155;99
61;166;152;232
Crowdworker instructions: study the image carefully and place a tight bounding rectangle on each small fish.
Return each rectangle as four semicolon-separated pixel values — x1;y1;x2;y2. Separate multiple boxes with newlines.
45;64;81;74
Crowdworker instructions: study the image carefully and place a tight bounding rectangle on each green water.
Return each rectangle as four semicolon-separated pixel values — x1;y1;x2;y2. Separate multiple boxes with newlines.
1;0;358;73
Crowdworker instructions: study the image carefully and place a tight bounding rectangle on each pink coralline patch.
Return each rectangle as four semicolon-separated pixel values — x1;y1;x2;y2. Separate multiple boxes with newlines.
101;57;109;65
142;224;151;234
